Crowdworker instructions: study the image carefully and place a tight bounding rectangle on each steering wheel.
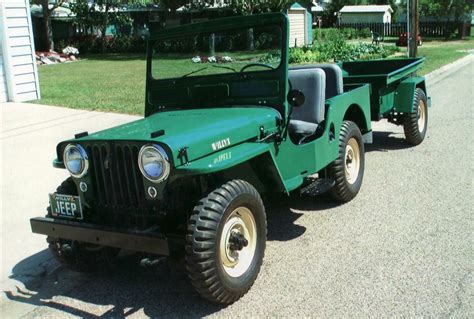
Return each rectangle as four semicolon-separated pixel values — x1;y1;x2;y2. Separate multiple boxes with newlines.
240;63;275;73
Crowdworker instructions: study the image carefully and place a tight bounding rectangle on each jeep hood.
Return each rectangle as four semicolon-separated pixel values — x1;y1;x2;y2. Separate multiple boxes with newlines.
70;107;281;167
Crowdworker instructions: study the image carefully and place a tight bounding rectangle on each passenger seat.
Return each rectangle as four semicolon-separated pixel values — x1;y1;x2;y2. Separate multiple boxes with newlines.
290;64;343;99
288;68;326;136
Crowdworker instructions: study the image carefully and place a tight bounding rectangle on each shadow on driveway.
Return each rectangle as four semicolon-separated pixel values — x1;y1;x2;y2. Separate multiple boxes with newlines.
366;131;414;153
4;195;339;317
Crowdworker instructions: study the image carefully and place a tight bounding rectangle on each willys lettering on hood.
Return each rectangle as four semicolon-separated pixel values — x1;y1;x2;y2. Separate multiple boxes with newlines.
72;107;281;166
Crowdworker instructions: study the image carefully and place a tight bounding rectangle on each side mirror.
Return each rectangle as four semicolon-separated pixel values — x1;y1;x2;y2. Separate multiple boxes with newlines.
288;89;305;107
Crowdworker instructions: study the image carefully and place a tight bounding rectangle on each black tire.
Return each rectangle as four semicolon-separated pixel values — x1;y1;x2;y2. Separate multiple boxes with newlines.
47;178;118;272
403;88;428;146
327;121;365;203
185;180;266;304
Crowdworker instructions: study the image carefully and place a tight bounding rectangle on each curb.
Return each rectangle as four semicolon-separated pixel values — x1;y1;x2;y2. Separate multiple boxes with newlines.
425;53;474;86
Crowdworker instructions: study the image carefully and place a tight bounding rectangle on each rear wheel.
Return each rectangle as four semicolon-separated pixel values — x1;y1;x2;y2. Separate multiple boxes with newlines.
403;88;428;146
185;180;266;304
47;178;118;272
327;121;365;202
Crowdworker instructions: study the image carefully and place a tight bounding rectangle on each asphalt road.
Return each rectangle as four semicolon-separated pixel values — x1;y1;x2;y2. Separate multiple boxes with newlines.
1;56;473;318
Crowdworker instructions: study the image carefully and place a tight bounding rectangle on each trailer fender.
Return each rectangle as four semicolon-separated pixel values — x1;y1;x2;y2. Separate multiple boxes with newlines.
394;77;426;113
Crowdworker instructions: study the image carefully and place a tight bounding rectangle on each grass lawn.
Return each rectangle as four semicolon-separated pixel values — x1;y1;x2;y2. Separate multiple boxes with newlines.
36;54;147;115
417;37;473;75
36;51;276;115
35;37;473;115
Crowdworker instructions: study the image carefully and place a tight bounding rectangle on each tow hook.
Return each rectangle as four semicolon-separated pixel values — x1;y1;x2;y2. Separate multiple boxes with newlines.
140;256;166;268
61;243;73;253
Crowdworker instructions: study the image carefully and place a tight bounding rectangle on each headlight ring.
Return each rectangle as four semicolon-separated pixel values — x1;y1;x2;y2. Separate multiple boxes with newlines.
138;144;170;183
63;144;89;178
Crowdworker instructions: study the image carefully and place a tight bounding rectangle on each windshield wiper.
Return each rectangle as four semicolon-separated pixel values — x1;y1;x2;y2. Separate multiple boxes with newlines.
181;67;208;78
212;65;238;73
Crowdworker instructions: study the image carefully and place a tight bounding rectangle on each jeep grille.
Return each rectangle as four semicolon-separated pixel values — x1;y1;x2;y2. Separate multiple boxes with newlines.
84;142;159;228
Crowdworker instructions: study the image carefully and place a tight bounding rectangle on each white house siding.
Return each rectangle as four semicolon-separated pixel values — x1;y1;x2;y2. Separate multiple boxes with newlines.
0;0;40;102
340;12;388;24
288;9;306;47
0;43;8;102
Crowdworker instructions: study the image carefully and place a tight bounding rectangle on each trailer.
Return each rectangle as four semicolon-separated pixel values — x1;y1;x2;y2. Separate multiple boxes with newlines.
340;58;430;145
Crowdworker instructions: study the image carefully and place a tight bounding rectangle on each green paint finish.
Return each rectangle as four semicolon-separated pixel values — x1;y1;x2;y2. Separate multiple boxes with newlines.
59;107;281;167
393;77;426;113
177;142;270;175
340;58;426;119
52;13;425;196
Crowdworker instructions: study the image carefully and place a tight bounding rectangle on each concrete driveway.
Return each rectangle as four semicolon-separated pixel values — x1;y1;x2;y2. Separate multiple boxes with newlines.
1;56;473;317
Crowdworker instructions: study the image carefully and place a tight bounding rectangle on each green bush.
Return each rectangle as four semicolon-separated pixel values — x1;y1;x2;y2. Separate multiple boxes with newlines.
289;40;399;64
289;47;325;64
314;27;372;42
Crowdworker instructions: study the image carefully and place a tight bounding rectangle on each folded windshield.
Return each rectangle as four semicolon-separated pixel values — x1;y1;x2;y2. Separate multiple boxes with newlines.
151;25;282;80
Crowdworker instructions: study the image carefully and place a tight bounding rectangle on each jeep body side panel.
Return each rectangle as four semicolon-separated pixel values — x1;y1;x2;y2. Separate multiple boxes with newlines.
272;84;371;192
176;84;371;193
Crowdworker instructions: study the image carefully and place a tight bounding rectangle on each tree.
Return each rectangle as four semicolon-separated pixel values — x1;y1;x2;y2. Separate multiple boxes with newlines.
70;0;135;52
31;0;65;51
420;0;472;37
159;0;191;13
190;0;293;15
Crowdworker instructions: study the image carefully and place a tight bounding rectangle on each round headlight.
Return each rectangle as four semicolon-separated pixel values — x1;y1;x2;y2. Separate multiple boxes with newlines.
138;144;170;183
63;144;88;178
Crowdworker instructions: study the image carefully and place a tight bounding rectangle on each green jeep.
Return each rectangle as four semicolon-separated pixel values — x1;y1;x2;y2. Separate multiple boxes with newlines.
31;13;429;304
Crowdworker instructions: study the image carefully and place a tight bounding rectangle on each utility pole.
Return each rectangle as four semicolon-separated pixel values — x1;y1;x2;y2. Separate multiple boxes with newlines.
408;0;419;57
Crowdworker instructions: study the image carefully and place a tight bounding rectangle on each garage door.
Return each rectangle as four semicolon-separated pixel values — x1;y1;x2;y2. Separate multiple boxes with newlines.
288;10;306;47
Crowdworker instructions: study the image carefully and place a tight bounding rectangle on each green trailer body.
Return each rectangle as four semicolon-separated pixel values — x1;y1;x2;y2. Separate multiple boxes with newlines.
339;58;429;118
30;13;430;304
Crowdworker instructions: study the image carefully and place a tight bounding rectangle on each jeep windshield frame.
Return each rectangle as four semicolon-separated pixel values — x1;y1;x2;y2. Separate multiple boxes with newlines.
145;13;289;119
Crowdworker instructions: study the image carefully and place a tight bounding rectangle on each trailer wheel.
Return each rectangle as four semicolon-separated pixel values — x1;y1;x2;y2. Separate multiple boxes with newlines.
403;88;428;145
47;178;118;272
185;180;266;304
328;121;365;202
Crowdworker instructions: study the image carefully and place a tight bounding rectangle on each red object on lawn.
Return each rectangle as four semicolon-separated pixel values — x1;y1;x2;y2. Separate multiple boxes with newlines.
396;33;422;47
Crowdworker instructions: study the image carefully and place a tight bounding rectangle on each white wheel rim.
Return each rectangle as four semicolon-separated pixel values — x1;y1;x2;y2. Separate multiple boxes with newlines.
219;207;257;278
345;137;361;185
418;99;426;133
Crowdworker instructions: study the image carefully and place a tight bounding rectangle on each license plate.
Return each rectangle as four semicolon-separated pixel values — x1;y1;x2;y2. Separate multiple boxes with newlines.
49;193;83;219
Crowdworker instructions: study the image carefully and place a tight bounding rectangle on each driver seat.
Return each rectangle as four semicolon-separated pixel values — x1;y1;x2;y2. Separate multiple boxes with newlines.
288;68;326;136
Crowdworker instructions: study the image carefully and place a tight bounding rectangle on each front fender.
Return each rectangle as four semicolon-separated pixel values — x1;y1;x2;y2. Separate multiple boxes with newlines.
177;142;270;175
175;141;287;193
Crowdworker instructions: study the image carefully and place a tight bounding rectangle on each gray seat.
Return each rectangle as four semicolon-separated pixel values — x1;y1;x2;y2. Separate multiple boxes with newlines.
290;63;343;99
288;68;326;135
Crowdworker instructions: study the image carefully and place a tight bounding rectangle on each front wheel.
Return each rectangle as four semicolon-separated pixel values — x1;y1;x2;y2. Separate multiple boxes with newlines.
185;180;266;304
327;121;365;203
403;88;428;146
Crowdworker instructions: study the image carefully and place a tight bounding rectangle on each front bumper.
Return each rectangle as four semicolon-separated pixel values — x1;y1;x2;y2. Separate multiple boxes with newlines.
30;217;169;256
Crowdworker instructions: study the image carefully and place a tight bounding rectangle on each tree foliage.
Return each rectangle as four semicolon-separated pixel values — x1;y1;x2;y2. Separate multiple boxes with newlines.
420;0;472;22
30;0;66;51
189;0;294;14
